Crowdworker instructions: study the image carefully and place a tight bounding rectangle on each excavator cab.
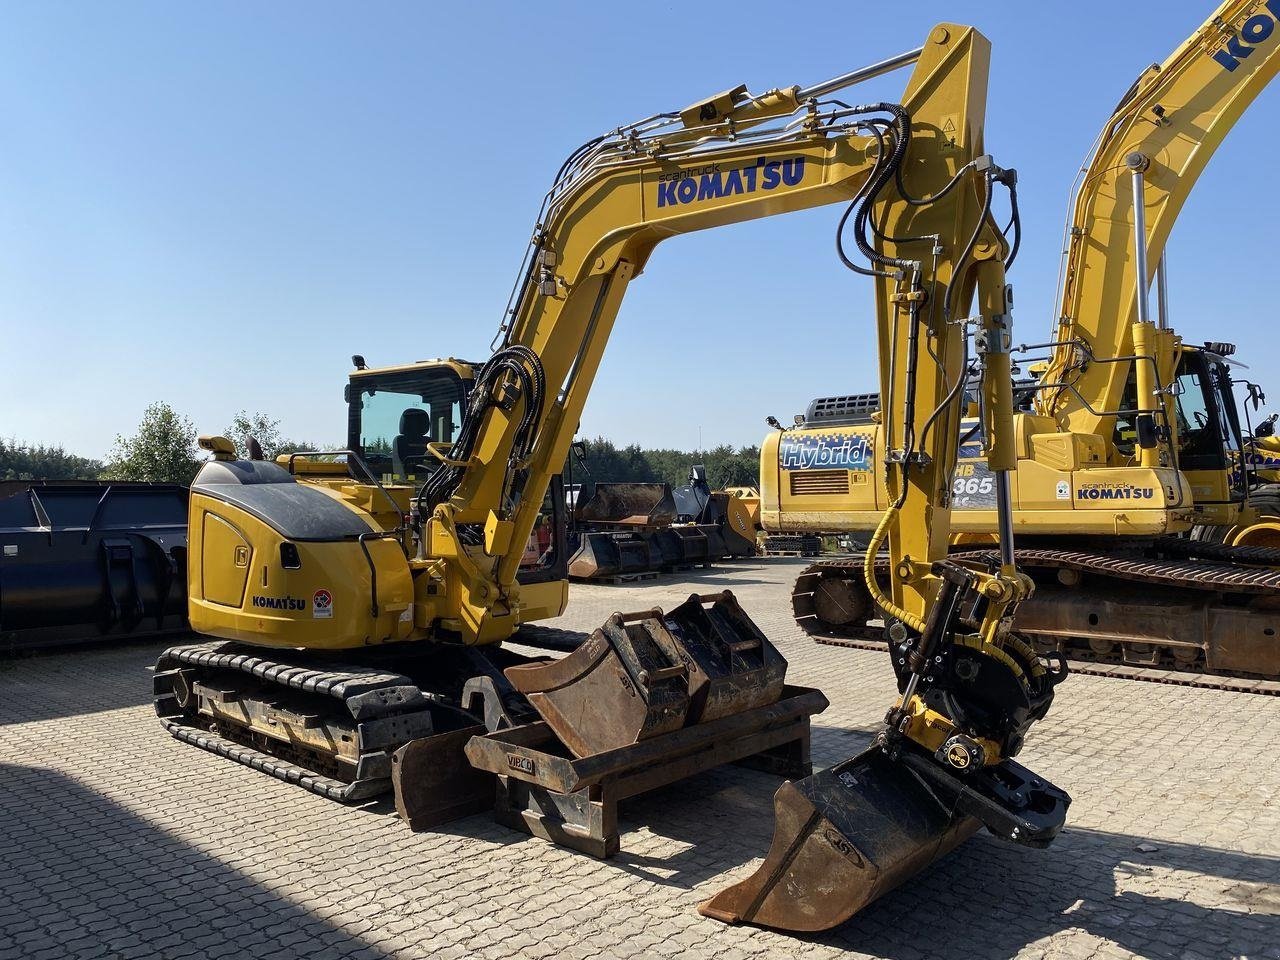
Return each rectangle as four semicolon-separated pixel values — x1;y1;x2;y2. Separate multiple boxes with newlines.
343;357;569;583
344;358;472;485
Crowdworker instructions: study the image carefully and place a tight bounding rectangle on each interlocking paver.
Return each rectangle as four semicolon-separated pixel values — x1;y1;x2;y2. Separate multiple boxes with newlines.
1;558;1277;959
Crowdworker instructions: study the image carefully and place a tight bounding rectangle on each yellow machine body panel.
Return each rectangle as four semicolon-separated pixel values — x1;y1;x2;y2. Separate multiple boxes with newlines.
764;413;1194;538
187;471;417;651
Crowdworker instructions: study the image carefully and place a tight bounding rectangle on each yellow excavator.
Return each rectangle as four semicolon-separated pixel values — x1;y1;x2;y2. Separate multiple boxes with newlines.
154;25;1070;933
772;0;1280;690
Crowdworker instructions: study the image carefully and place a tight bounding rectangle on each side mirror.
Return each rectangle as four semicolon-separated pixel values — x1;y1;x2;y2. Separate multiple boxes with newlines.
1136;414;1159;450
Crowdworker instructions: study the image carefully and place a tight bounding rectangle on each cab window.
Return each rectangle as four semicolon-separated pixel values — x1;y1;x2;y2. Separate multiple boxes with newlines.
350;371;466;485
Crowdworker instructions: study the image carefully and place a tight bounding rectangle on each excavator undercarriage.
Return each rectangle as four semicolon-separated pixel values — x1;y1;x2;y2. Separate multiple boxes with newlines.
793;539;1280;694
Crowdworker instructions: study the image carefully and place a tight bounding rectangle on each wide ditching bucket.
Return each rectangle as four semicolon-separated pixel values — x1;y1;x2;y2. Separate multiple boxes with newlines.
504;591;786;756
576;482;678;528
701;744;1070;932
568;482;676;579
0;481;190;652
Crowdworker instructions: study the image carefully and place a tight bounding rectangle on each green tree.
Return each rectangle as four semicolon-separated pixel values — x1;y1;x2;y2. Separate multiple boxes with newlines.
103;402;202;485
0;438;103;481
565;438;762;492
224;410;284;460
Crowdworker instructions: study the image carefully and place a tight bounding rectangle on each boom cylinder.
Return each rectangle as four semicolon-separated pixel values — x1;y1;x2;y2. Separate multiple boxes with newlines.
1127;153;1162;470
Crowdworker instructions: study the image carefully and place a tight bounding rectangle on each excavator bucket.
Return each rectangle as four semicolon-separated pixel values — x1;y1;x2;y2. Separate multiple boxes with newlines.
662;591;786;722
504;611;691;756
577;482;678;526
699;747;979;932
567;531;658;578
567;482;676;578
504;590;785;756
659;525;712;565
702;744;1070;932
0;481;190;651
567;482;751;577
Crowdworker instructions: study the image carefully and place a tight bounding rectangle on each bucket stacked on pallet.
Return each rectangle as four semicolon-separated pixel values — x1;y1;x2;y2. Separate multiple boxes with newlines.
505;591;787;753
456;590;825;858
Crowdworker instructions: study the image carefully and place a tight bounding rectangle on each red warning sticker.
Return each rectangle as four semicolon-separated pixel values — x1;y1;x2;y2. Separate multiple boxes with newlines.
313;588;334;619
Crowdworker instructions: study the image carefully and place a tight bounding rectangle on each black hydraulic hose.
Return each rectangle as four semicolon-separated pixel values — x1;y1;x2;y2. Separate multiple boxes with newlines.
892;149;974;208
893;297;924;510
1003;178;1022;270
861;120;941;247
417;346;545;515
917;325;973;463
850;103;915;273
913;171;996;456
941;170;994;323
835;107;912;278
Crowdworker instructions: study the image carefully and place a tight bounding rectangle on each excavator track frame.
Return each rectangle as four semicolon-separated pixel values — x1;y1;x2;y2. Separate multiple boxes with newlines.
154;641;533;804
794;549;1280;694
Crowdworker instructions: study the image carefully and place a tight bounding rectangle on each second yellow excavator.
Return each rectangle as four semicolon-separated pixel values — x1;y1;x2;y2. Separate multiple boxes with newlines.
771;0;1280;690
153;24;1070;934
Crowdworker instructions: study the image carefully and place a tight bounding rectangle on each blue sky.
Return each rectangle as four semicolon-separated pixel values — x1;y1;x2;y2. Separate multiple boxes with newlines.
2;1;1275;459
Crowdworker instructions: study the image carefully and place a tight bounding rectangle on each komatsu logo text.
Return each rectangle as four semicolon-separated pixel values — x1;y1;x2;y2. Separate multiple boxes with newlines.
657;157;806;208
250;595;307;611
1211;0;1280;72
1076;484;1155;501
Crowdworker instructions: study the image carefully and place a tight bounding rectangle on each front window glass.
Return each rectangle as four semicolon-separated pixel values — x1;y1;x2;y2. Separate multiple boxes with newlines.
1174;360;1227;470
354;372;465;485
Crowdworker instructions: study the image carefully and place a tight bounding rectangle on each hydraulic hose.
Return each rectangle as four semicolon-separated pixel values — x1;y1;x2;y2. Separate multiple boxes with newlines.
862;503;927;635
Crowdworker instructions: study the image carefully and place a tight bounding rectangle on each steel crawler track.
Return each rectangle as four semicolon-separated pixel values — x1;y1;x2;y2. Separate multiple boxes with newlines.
809;629;1280;696
794;547;1280;695
154;641;438;801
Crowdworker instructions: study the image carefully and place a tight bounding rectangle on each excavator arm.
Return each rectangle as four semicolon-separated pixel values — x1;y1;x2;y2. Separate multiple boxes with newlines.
422;25;1023;653
1041;0;1280;448
413;26;1068;931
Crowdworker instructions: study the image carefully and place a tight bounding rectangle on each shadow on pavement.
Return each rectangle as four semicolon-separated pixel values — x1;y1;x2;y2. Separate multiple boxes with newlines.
0;640;170;725
600;750;1277;958
0;764;388;960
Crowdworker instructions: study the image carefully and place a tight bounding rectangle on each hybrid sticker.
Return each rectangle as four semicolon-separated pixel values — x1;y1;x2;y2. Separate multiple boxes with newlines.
250;595;307;612
1210;0;1280;72
779;433;871;471
312;588;334;619
1055;480;1071;501
1075;483;1155;501
656;156;806;208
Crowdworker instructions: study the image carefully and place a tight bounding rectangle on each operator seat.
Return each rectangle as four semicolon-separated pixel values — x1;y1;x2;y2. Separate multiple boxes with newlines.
392;408;430;479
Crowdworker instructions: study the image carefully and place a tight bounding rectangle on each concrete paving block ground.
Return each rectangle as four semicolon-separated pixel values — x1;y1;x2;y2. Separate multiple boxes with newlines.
1;558;1277;959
